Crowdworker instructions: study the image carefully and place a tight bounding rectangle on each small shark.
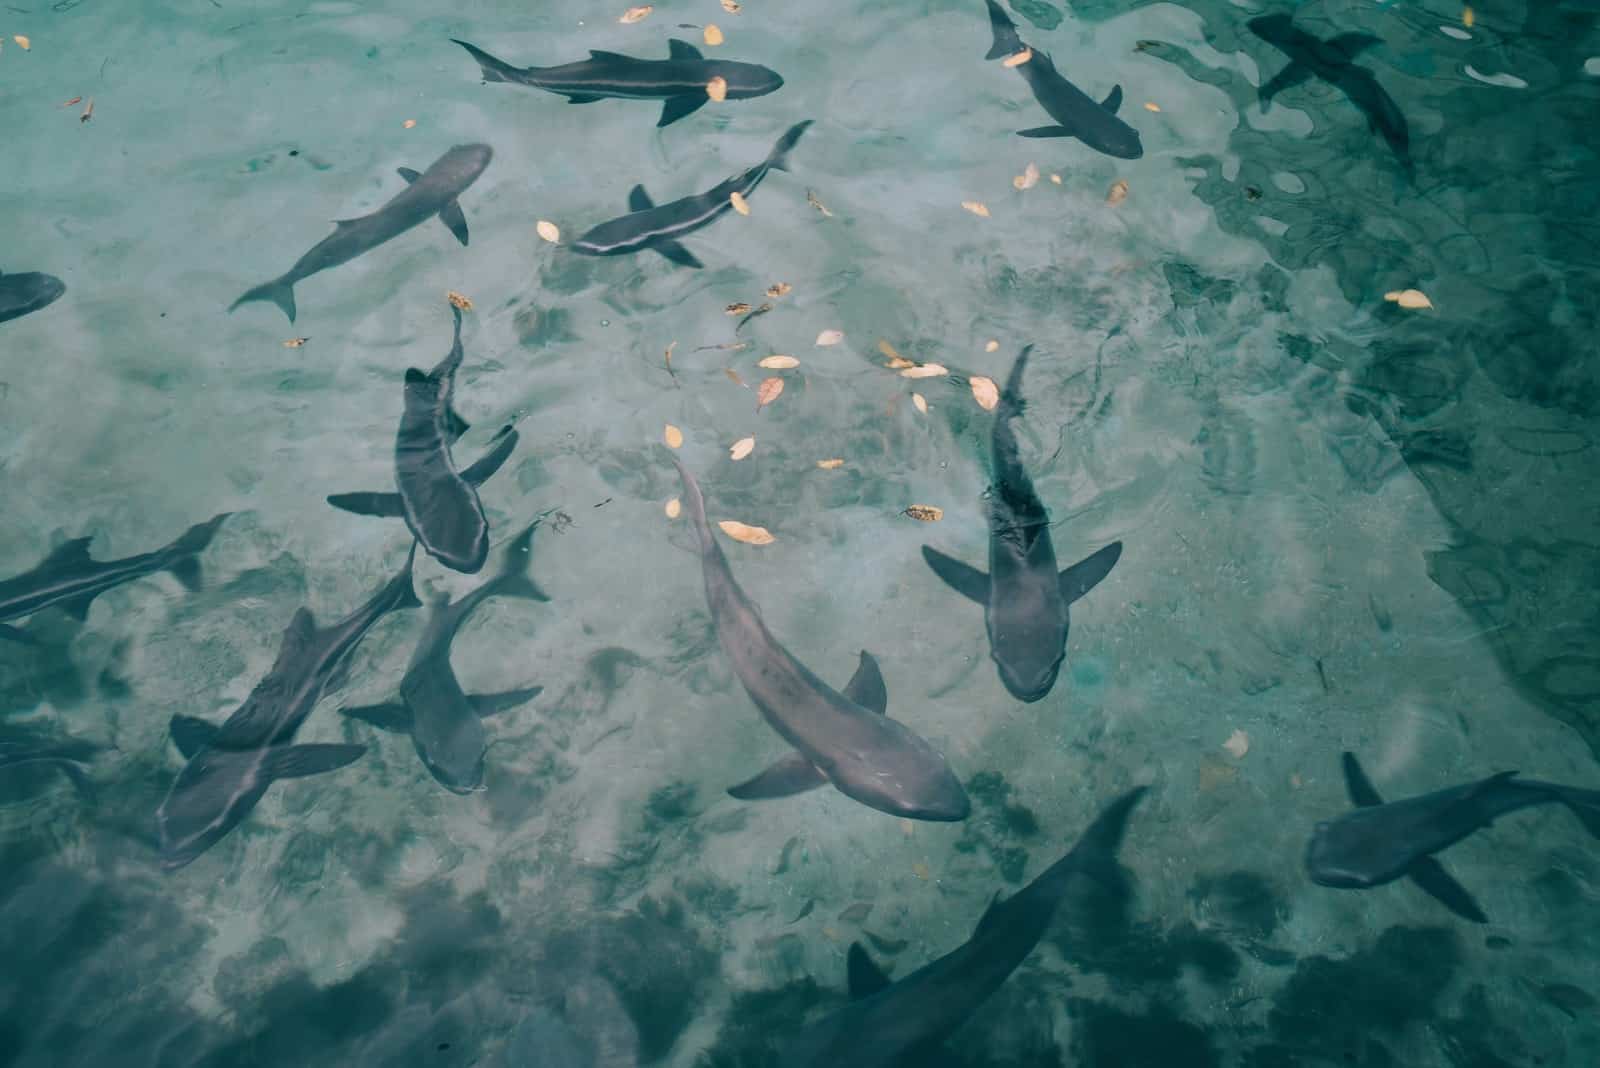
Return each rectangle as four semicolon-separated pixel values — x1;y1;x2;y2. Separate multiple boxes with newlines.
0;513;230;644
922;346;1121;703
1248;15;1411;177
0;729;100;798
983;0;1142;159
0;269;66;324
342;521;549;793
230;143;493;323
672;456;969;822
1306;751;1600;923
156;546;421;868
778;787;1147;1067
453;37;783;128
572;120;812;269
327;307;509;574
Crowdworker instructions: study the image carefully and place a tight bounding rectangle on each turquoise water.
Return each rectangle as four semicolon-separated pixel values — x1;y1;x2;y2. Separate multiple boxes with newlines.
4;0;1600;1064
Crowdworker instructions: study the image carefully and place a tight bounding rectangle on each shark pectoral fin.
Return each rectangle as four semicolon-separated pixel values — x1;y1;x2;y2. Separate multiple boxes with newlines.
921;546;990;604
438;199;470;246
169;715;221;759
44;536;94;569
846;943;892;999
652;240;704;269
1017;125;1073;138
1407;857;1488;923
1102;84;1124;114
326;491;406;518
667;38;705;61
0;624;39;645
727;753;827;800
468;686;544;717
1060;541;1123;604
446;405;472;442
1340;751;1385;807
628;184;656;212
263;743;367;781
340;702;413;733
397;166;422;184
658;95;708;128
460;426;519;487
842;650;889;715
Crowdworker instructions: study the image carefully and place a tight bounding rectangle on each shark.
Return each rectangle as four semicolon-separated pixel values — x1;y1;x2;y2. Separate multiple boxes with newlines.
229;143;493;322
1306;751;1600;923
921;346;1121;703
0;269;66;324
0;729;100;799
342;521;549;793
571;120;812;268
672;455;969;822
0;513;229;644
453;37;783;128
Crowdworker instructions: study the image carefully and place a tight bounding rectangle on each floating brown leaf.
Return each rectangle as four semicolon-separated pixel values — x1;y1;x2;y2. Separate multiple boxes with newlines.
536;219;560;243
726;302;752;315
718;519;775;545
704;24;724;46
729;190;749;215
816;329;844;346
1013;161;1040;191
1106;178;1129;206
707;76;728;101
903;505;944;522
1002;48;1031;67
806;189;833;217
619;5;653;23
912;392;928;414
985;339;1000;352
730;435;756;460
403;118;417;129
725;368;747;387
899;363;949;379
816;458;845;470
447;290;474;311
664;424;684;449
665;498;682;519
759;354;799;369
766;282;792;298
961;200;990;217
282;337;310;348
62;96;82;107
969;375;1000;410
757;377;784;410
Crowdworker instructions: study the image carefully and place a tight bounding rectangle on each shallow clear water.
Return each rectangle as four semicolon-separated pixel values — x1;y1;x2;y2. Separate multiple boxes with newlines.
3;0;1600;1064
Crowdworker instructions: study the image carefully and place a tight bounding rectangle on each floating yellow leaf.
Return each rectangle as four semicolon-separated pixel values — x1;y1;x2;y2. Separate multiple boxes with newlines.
961;200;990;217
900;363;949;379
730;435;756;460
665;498;682;519
757;377;784;409
664;424;684;449
912;862;931;880
1143;101;1161;112
1013;161;1040;191
726;302;752;315
719;519;775;545
704;23;724;46
722;0;743;11
13;34;30;50
1223;729;1250;759
403;118;417;129
536;219;560;243
707;75;728;101
447;290;474;311
1050;173;1062;184
1385;288;1434;309
903;505;944;522
985;339;1000;353
807;190;833;217
816;458;845;470
759;354;799;369
816;329;844;347
282;337;310;348
620;5;653;23
766;282;792;298
1002;48;1031;67
912;392;928;414
729;190;749;215
970;375;1000;411
1106;178;1129;206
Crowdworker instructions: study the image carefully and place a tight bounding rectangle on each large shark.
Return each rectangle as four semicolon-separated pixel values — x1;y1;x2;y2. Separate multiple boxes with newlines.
1306;751;1600;923
1248;15;1412;177
0;269;66;324
453;37;783;128
155;546;421;868
777;787;1146;1067
229;143;493;323
0;513;229;644
671;456;969;822
921;346;1121;703
982;0;1142;159
572;120;812;269
342;521;549;793
327;306;510;574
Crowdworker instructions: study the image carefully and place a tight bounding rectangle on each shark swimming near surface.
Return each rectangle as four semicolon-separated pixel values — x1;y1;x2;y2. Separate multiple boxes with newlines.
982;0;1142;159
777;787;1147;1067
921;346;1121;703
572;120;812;269
671;455;970;822
1306;751;1600;922
0;270;66;325
342;521;549;793
0;513;229;644
1248;15;1412;177
155;546;421;868
453;37;783;127
229;143;493;323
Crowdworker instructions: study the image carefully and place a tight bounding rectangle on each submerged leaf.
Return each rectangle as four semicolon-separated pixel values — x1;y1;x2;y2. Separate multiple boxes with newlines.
665;498;682;518
961;200;990;217
1223;729;1250;759
704;24;725;46
730;190;750;215
1050;173;1062;184
403;118;417;129
664;424;684;449
816;329;844;347
757;377;784;410
447;290;474;311
912;862;931;879
719;519;775;545
903;505;944;522
536;219;560;243
759;354;799;369
1013;162;1040;191
619;5;653;23
707;76;728;101
730;435;756;460
1143;101;1161;112
1107;178;1129;206
969;375;1000;410
1385;288;1434;309
766;282;792;298
726;302;752;315
912;392;928;414
985;339;1000;352
13;34;31;50
725;367;747;387
900;363;949;379
816;458;845;470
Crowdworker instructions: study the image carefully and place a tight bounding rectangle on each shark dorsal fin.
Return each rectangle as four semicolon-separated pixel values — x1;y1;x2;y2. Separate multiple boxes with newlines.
628;184;655;212
1340;751;1385;807
1465;770;1520;800
169;714;221;759
43;536;95;569
842;651;888;715
397;167;422;184
404;367;431;387
846;943;892;999
974;889;1007;935
667;38;704;61
1101;84;1123;114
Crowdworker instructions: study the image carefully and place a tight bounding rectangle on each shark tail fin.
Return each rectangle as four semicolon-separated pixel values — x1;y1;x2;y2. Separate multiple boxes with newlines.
486;522;552;603
1549;785;1600;839
984;0;1026;60
766;120;814;173
164;513;231;592
451;38;523;84
229;277;297;323
1068;785;1148;891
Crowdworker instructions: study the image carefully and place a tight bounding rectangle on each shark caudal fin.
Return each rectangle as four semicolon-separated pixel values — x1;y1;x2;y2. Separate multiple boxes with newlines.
1066;785;1148;891
483;521;552;603
766;120;814;173
451;38;526;84
163;513;231;593
984;0;1026;61
229;277;297;323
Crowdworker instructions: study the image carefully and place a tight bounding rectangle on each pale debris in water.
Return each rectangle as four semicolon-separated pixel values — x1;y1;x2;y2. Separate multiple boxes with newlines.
912;862;931;880
725;367;747;387
282;337;310;348
13;34;31;50
664;424;684;449
536;220;560;243
665;498;682;519
1384;288;1434;309
620;5;653;23
900;363;949;379
729;190;749;214
816;458;845;469
403;118;417;129
912;392;928;414
1143;101;1161;112
1013;161;1040;190
1463;6;1475;28
1107;179;1129;206
903;505;943;522
447;290;474;311
806;190;833;217
726;302;752;315
730;435;756;460
719;519;775;545
1002;48;1031;67
969;375;1000;410
756;377;784;410
961;200;991;217
985;339;1000;352
1223;729;1250;759
759;354;799;369
707;76;728;101
899;818;915;836
816;329;844;346
1050;173;1062;184
722;0;742;12
704;23;724;46
766;282;792;298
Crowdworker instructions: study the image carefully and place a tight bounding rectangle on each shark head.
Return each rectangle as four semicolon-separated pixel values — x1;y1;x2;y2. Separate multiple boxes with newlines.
1303;815;1392;888
155;749;268;870
712;60;784;100
414;716;489;795
990;620;1067;703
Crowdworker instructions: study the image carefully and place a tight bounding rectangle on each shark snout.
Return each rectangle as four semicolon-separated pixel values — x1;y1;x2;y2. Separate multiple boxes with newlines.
995;653;1064;704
